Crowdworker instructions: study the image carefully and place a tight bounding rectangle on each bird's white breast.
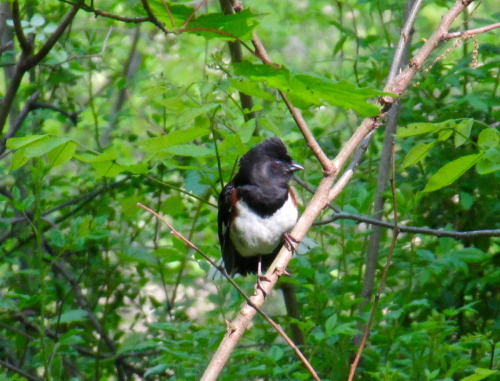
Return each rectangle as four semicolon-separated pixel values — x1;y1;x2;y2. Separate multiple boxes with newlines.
230;195;298;257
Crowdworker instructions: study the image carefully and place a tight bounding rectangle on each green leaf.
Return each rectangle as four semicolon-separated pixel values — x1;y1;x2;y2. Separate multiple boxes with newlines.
454;119;473;147
437;128;453;142
21;135;71;158
289;73;382;117
53;309;87;324
47;230;66;248
325;314;338;335
477;128;499;149
138;128;210;153
454;248;489;263
422;153;483;193
402;142;436;168
460;368;498;381
144;364;169;377
47;140;77;167
163;144;213;157
233;62;291;90
145;1;193;29
58;330;85;346
229;78;275;101
6;134;47;149
91;161;124;177
10;149;29;170
187;9;259;40
269;345;284;361
75;149;116;163
476;148;500;174
397;121;452;138
233;62;385;116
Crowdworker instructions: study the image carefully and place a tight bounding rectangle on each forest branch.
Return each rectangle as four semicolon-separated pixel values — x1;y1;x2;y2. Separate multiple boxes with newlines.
442;22;500;39
137;203;320;380
202;0;479;379
314;212;500;239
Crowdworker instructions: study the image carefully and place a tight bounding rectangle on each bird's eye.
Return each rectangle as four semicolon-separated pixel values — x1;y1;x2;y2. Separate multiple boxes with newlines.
271;160;282;168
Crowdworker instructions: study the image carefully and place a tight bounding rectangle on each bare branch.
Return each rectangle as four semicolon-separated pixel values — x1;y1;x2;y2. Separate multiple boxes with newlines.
25;3;79;69
61;0;149;23
140;0;170;34
0;359;42;381
385;0;475;95
251;33;333;174
314;212;500;239
203;1;478;379
137;203;320;381
0;2;79;134
11;0;32;53
443;22;500;39
0;91;40;154
182;0;210;28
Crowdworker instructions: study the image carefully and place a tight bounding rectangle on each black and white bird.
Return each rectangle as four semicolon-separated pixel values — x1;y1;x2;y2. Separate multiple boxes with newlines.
217;137;303;278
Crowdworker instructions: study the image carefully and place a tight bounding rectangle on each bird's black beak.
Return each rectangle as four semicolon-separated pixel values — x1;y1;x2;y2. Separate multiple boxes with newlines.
289;161;304;172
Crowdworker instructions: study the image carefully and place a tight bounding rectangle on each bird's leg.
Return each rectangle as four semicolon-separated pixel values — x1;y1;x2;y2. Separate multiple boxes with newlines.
283;232;299;253
255;255;271;296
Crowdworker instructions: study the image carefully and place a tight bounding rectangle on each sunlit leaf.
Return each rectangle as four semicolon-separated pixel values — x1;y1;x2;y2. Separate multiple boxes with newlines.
138;128;210;153
52;309;87;324
402;142;436;168
477;127;499;149
10;149;29;170
145;0;193;29
47;141;77;167
476;148;500;174
6;134;47;149
187;9;259;40
422;153;483;193
454;119;473;147
233;62;384;116
21;135;71;157
460;368;498;381
397;120;453;138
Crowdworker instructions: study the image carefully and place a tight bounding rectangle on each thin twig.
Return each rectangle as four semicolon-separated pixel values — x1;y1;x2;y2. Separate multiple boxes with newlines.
145;175;217;207
159;0;175;29
387;0;424;82
314;212;500;239
141;0;170;34
136;203;320;381
202;1;480;379
443;22;500;39
62;0;149;23
182;0;210;28
251;33;333;174
11;0;32;53
0;359;42;381
0;91;40;153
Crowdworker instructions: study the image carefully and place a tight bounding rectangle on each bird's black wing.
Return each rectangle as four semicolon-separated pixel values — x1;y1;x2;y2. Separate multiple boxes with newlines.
218;183;267;276
218;182;238;275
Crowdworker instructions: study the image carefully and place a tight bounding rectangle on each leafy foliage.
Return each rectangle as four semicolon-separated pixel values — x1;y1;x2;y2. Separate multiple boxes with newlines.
0;0;498;380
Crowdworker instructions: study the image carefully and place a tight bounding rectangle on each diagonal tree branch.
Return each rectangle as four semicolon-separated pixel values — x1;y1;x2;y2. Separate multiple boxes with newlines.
201;0;478;379
137;203;320;380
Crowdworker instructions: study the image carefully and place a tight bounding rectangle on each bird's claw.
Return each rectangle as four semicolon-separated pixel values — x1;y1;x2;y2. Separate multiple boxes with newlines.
255;274;271;296
283;233;299;253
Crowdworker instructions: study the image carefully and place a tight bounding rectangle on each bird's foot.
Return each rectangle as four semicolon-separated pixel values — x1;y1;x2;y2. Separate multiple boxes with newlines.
283;232;299;253
255;274;272;296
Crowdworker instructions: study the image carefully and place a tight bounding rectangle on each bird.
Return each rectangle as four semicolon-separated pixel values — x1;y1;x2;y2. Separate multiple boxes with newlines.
217;137;303;282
